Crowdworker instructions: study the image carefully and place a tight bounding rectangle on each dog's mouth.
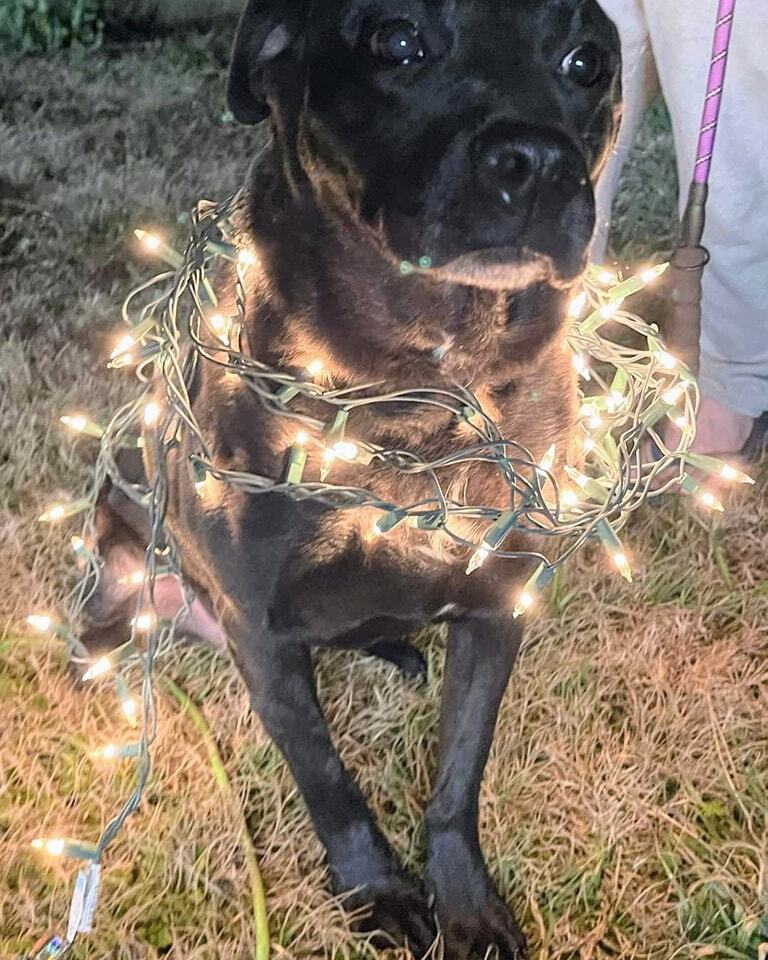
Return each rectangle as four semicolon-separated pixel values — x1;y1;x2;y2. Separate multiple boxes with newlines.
374;192;595;292
311;123;597;293
420;246;577;292
354;117;599;292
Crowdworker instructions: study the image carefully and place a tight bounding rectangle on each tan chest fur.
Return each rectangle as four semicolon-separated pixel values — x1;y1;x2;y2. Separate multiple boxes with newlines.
298;333;578;575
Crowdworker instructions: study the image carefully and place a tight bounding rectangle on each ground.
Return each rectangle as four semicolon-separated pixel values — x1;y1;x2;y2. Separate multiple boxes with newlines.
1;27;767;960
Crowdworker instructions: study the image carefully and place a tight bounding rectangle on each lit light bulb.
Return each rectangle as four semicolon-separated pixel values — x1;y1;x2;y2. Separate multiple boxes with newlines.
143;401;161;427
237;248;257;267
295;430;310;445
598;269;617;286
27;614;53;633
91;742;139;762
588;415;603;430
60;413;106;441
606;390;625;412
121;697;139;725
60;415;87;433
363;523;382;544
583;437;596;453
599;303;618;320
111;334;135;360
209;314;229;341
306;359;324;378
333;441;359;461
512;590;535;620
641;264;669;285
70;535;89;562
466;546;490;575
654;350;678;371
612;552;633;582
560;488;580;508
537;444;556;474
38;504;65;523
119;570;145;587
563;466;607;503
662;384;686;406
568;292;587;318
32;838;65;857
720;463;754;484
698;491;724;512
672;415;688;431
131;612;155;632
135;229;161;251
82;656;112;682
572;352;591;380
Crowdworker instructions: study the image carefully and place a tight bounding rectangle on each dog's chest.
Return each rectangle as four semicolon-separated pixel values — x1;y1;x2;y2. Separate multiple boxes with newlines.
184;317;577;628
293;378;574;608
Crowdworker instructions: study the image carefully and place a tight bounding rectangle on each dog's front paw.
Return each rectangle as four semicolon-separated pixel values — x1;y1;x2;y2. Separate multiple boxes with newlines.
437;890;527;960
344;874;437;957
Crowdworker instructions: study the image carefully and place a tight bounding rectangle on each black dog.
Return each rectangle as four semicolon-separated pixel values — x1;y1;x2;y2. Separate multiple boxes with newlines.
89;2;621;956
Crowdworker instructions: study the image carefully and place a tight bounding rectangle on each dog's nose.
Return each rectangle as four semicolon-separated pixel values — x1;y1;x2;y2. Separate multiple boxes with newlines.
474;123;584;208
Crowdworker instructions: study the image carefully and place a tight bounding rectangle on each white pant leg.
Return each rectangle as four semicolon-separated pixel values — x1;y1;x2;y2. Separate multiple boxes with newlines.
644;0;768;418
592;0;659;261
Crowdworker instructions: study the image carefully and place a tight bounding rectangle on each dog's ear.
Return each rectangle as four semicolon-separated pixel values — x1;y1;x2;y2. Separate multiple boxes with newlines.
227;0;304;124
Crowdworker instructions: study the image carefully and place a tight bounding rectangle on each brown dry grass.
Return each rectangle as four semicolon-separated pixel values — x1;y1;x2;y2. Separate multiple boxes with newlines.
1;33;767;960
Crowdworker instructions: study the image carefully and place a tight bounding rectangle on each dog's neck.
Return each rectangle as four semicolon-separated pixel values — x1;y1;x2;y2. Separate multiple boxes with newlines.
238;148;569;396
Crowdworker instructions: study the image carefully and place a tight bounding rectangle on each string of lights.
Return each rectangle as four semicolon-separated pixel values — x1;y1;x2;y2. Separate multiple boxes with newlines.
22;191;753;958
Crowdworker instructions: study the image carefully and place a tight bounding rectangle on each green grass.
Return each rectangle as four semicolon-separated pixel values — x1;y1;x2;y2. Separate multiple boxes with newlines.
609;99;678;262
0;0;103;54
1;31;767;960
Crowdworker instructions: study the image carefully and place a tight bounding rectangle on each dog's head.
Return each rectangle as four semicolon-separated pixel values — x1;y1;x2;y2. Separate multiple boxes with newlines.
228;0;621;290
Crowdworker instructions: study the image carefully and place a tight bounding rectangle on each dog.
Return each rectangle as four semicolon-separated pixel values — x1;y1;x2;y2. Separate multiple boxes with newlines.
87;2;621;956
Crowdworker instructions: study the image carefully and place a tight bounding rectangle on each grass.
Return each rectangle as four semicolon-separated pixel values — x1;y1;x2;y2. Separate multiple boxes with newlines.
1;29;766;960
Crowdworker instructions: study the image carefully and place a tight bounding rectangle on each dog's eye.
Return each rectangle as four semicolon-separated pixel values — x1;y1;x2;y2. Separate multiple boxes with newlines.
371;20;425;64
561;44;604;87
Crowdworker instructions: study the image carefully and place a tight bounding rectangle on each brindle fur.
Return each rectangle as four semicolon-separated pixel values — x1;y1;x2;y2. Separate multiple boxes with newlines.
88;2;622;956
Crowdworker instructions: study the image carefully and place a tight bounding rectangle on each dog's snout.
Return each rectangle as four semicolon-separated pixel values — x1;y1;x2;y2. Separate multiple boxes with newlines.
478;140;535;203
474;123;586;208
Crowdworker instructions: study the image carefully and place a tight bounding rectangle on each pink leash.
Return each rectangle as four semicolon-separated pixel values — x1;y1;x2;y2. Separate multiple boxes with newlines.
669;0;737;375
694;0;737;185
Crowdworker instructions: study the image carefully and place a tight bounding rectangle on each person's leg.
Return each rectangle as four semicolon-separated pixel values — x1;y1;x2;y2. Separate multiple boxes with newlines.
592;0;659;261
644;0;768;452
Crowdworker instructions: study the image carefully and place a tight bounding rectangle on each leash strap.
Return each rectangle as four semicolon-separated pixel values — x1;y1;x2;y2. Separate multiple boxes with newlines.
694;0;737;186
668;0;737;376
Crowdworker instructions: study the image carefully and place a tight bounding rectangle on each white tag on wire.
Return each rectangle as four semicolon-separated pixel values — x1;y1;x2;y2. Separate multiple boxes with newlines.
66;863;101;942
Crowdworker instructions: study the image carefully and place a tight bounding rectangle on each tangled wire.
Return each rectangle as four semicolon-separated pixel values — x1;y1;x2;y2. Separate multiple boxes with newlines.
27;191;751;957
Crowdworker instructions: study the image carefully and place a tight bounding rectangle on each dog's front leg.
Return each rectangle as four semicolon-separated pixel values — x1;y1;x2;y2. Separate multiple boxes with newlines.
425;618;527;960
230;628;436;955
